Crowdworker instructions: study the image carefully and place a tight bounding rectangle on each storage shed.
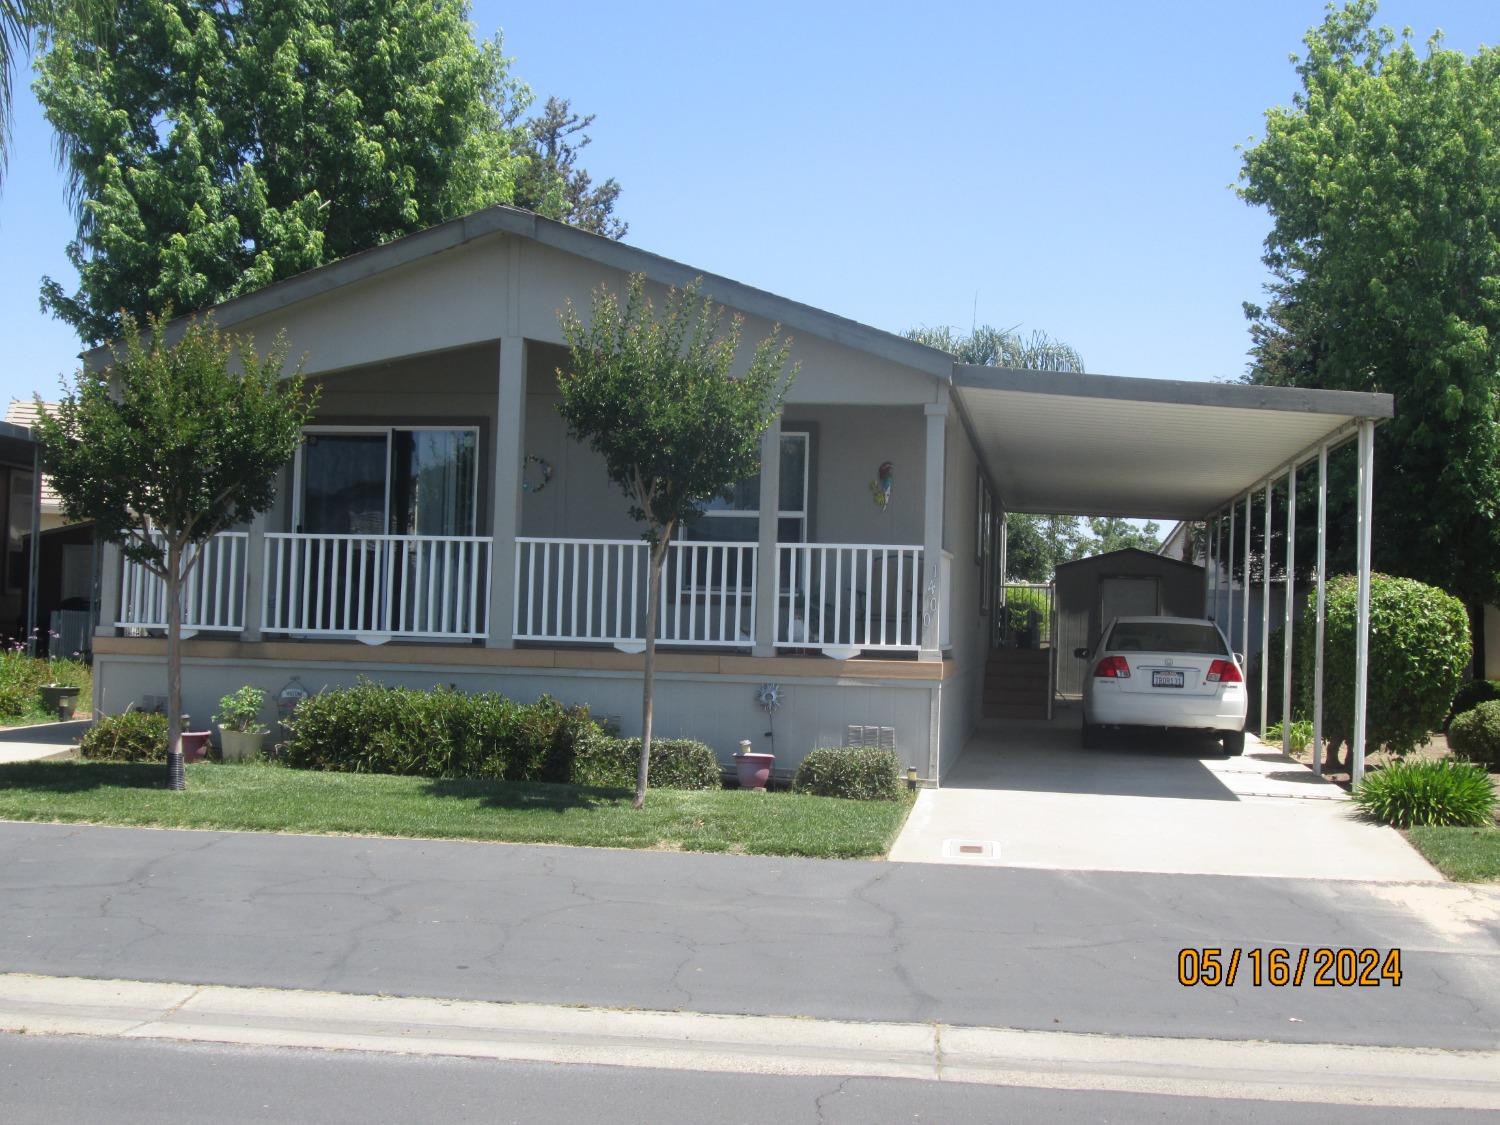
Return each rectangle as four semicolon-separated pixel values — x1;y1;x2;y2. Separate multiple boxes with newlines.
1053;548;1205;698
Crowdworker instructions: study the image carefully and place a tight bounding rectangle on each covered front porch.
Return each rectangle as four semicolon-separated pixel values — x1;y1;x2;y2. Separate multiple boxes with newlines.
106;337;958;663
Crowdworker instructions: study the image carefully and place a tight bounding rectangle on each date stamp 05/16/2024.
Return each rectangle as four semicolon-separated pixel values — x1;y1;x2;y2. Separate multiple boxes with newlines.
1178;947;1403;988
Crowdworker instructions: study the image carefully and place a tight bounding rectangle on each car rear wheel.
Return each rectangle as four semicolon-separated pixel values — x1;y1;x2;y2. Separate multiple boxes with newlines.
1081;722;1104;749
1222;730;1246;756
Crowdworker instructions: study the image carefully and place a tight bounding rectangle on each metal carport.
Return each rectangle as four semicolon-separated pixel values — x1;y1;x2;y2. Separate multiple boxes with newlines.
950;365;1395;782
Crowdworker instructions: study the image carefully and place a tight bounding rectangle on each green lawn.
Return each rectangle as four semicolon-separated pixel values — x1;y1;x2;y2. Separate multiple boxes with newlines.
0;760;914;859
1405;825;1500;883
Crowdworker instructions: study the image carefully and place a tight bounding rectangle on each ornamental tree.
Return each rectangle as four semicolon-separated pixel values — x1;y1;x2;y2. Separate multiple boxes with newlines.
34;314;316;788
558;274;796;808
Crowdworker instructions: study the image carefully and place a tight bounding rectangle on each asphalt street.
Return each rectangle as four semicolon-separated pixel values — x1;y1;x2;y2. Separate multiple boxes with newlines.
2;1033;1494;1125
1;821;1496;1049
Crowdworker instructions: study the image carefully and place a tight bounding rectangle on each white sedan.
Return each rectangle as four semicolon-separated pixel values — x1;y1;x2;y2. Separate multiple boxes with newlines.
1076;616;1248;754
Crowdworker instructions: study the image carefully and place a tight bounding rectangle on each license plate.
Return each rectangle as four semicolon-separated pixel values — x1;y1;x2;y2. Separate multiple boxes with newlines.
1151;670;1185;688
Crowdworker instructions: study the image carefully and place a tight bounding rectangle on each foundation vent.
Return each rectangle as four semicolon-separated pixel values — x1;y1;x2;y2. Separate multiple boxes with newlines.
845;725;897;750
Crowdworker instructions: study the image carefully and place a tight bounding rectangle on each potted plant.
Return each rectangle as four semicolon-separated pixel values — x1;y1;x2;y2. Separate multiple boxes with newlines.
39;683;82;721
215;686;270;761
733;739;775;791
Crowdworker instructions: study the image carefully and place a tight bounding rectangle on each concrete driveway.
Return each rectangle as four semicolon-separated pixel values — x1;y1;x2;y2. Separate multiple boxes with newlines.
891;704;1440;882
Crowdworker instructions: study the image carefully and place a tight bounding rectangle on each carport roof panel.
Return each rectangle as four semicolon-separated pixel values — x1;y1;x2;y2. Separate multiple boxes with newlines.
953;367;1394;520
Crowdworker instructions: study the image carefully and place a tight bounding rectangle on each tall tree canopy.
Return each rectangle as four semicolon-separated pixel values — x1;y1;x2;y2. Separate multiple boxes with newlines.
36;0;532;344
1239;1;1500;628
0;0;107;185
1087;516;1162;556
905;323;1084;373
512;95;626;240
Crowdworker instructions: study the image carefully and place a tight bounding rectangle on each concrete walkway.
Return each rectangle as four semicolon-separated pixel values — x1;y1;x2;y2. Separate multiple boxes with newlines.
891;707;1440;882
0;719;87;765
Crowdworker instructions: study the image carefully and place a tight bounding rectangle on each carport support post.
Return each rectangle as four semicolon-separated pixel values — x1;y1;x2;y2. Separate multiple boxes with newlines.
1226;504;1236;646
1281;464;1296;755
1203;517;1214;618
1241;494;1250;667
1260;482;1272;735
1352;420;1375;783
1312;444;1328;777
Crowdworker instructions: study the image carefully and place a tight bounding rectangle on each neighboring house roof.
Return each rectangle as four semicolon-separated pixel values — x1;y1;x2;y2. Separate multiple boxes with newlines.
1054;546;1202;573
4;400;61;513
83;204;957;378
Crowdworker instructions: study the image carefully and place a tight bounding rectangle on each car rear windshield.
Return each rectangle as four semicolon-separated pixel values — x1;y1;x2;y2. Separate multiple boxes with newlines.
1105;622;1228;656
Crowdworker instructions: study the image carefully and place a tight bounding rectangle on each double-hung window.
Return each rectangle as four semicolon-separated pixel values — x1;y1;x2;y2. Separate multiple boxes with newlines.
295;427;479;536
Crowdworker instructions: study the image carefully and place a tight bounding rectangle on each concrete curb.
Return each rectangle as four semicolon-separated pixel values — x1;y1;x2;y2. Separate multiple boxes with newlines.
2;973;1497;1109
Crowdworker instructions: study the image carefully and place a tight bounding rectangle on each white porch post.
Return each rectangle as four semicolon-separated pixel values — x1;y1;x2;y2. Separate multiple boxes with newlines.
751;413;782;657
1241;493;1251;664
95;542;121;638
920;395;948;662
487;337;527;648
1281;464;1297;754
1260;482;1272;734
242;511;268;642
1312;443;1329;777
1352;419;1375;782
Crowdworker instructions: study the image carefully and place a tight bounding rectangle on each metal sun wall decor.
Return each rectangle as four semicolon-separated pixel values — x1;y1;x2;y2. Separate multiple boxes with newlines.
870;461;894;510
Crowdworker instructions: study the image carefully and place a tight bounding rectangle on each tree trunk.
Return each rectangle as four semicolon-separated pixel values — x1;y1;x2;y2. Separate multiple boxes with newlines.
635;530;671;810
164;541;186;791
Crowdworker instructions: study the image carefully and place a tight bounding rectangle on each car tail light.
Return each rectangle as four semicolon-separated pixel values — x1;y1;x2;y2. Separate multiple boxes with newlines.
1093;655;1131;679
1206;659;1243;683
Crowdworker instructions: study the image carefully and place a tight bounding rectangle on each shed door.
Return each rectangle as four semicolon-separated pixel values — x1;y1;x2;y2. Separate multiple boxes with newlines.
1099;576;1160;626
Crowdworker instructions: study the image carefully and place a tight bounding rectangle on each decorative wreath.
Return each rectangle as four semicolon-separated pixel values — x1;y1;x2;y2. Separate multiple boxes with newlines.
521;454;553;494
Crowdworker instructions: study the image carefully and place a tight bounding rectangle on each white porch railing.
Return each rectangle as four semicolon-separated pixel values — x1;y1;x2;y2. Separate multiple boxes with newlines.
775;543;927;652
262;533;491;640
513;537;756;648
117;532;248;632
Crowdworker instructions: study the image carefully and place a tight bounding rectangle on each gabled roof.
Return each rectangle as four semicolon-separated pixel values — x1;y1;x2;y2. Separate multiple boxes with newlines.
1054;546;1203;573
83;205;955;377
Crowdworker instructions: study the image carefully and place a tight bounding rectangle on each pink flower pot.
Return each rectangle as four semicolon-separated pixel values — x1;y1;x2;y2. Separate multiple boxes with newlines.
180;731;214;763
734;752;775;791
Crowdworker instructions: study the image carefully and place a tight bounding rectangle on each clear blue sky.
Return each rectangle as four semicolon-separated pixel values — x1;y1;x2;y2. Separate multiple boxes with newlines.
0;0;1493;406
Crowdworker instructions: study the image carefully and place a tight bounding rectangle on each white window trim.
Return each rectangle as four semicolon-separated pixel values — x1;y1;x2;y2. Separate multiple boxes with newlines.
293;425;481;535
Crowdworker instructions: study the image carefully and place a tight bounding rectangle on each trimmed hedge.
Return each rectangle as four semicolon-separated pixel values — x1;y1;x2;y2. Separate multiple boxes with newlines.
1448;701;1500;770
1352;758;1496;828
1319;574;1468;757
572;735;722;791
793;746;903;801
79;712;167;762
281;681;597;782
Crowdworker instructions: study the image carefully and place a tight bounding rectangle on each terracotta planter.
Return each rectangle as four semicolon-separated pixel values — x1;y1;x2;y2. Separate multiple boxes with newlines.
734;752;775;791
218;726;268;762
180;731;214;763
39;684;81;721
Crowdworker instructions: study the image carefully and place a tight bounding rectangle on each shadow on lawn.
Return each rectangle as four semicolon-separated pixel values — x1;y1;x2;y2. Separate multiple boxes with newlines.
0;760;169;792
421;776;629;813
